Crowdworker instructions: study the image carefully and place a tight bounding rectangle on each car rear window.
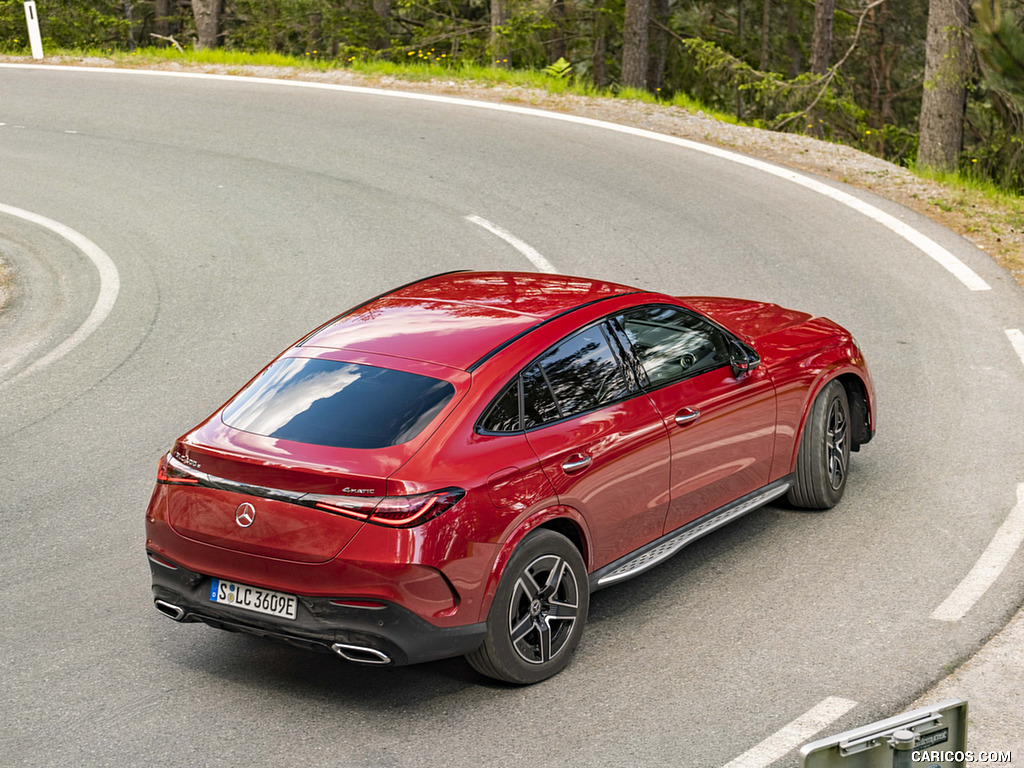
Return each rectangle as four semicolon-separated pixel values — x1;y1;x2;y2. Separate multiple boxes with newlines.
222;358;455;449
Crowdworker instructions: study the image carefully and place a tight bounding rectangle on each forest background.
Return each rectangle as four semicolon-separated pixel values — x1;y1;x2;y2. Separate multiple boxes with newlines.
0;0;1022;194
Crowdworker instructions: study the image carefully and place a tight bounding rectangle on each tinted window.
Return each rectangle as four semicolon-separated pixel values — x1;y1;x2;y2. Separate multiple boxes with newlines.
522;363;560;428
533;324;630;420
616;306;729;386
480;380;521;432
222;358;455;449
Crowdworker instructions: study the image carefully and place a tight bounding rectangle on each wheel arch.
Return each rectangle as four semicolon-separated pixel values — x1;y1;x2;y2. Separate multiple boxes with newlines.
788;367;873;471
477;506;592;621
835;372;873;452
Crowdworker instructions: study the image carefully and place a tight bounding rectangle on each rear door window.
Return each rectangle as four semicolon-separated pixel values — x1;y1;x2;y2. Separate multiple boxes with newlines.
535;324;630;419
478;323;635;433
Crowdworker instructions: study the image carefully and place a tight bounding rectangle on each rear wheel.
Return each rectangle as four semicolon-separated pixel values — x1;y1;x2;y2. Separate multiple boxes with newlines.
788;379;850;509
467;529;588;684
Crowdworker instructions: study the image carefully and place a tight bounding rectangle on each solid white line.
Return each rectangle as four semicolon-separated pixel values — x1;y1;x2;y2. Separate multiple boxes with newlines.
932;483;1024;622
720;697;859;768
0;62;992;291
0;203;120;387
1005;329;1024;367
465;215;559;273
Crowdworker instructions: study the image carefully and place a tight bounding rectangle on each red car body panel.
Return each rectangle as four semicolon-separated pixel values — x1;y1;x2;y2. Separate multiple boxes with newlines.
648;363;776;532
524;397;671;569
146;271;875;666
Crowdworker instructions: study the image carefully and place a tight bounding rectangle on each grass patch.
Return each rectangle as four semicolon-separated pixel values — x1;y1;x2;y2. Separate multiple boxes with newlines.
17;46;739;119
913;163;1024;215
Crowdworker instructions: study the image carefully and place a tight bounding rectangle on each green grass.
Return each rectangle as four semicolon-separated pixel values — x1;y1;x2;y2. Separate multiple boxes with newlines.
912;163;1024;224
11;45;739;119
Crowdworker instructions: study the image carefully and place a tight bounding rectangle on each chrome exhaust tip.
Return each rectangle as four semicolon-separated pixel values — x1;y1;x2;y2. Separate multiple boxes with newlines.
331;642;391;665
154;599;187;621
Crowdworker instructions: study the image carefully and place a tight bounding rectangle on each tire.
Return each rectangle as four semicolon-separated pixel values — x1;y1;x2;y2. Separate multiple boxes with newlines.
788;379;850;509
466;529;589;684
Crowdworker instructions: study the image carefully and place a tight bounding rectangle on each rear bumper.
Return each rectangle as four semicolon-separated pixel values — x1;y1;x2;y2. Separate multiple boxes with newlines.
148;552;485;666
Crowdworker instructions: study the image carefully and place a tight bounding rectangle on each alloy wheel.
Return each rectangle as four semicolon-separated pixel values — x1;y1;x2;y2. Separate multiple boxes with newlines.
826;397;848;491
507;554;581;665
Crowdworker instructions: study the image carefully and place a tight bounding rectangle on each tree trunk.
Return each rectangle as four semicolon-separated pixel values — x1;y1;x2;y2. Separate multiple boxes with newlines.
192;0;220;49
592;0;608;87
647;0;669;91
736;0;745;118
123;1;135;51
785;0;802;78
760;0;771;70
372;0;391;50
155;0;170;38
490;0;509;67
810;0;835;75
621;0;649;89
549;0;567;63
918;0;972;171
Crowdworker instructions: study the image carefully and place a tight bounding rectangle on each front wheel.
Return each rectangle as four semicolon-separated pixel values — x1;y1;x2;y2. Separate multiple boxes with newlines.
788;379;850;509
466;529;589;684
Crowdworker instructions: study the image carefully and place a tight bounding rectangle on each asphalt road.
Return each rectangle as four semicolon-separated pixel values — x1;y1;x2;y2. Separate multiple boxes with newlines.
2;65;1024;767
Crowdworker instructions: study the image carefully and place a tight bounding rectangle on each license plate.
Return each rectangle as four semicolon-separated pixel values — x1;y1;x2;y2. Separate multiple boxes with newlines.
209;578;297;620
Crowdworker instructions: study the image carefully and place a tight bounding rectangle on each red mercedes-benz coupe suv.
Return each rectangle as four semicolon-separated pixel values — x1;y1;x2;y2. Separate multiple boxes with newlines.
146;271;874;683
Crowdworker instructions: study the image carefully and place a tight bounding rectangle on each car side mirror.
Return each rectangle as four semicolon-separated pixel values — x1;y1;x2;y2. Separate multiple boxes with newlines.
729;340;760;377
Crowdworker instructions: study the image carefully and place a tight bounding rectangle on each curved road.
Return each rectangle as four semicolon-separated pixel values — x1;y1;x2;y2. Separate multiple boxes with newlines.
2;65;1023;767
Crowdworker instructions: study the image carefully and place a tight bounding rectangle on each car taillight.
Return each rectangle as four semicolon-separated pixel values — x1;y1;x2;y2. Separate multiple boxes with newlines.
369;489;465;527
156;453;205;485
154;451;463;529
307;488;465;528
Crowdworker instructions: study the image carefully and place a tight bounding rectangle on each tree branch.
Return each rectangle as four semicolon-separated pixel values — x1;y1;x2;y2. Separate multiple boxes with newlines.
150;33;184;53
773;0;889;130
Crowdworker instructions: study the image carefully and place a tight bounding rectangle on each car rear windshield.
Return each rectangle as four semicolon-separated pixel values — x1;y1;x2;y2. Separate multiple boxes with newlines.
222;358;455;449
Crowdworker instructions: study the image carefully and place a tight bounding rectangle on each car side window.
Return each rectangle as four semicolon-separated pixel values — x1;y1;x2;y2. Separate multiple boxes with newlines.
530;324;630;422
480;379;521;432
478;323;634;433
615;305;730;387
521;363;560;428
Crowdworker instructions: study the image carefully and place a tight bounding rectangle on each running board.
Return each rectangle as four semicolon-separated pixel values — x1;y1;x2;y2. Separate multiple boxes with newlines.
590;479;792;590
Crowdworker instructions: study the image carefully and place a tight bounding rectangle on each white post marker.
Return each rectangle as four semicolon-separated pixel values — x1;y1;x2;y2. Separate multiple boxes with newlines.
24;1;44;60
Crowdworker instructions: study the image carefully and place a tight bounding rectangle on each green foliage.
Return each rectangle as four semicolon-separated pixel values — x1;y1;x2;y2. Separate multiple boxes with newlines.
671;37;865;142
543;56;572;78
0;0;132;49
970;0;1024;192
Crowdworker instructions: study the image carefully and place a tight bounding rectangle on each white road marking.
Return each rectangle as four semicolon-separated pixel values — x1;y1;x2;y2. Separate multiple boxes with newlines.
720;697;859;768
465;215;558;273
1005;329;1024;366
932;484;1024;622
0;203;120;387
0;63;992;291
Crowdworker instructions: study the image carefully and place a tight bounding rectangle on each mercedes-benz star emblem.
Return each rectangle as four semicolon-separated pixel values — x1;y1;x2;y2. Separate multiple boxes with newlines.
235;502;256;528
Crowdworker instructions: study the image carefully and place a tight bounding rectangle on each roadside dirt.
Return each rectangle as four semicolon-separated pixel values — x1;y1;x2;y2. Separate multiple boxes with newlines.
2;56;1022;305
0;252;12;316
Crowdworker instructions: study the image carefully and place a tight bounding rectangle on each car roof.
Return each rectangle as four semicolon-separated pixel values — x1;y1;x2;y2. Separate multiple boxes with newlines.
299;271;641;371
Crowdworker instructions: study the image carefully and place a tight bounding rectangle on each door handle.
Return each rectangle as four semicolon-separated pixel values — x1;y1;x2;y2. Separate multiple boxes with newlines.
674;408;701;426
561;454;592;473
